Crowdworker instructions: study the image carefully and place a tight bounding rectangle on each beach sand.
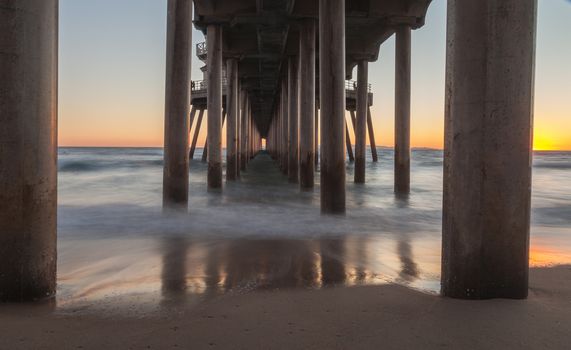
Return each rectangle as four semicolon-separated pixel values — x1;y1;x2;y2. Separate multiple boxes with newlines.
1;265;570;349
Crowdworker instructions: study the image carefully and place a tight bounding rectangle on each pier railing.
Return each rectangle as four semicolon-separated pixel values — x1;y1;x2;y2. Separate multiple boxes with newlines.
191;79;228;93
197;42;207;60
345;80;372;93
192;79;370;94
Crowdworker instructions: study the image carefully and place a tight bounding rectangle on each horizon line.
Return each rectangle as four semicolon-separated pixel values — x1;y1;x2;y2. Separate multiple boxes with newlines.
57;145;571;152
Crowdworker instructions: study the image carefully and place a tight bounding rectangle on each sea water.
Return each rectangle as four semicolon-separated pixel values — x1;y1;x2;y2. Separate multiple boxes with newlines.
55;148;571;311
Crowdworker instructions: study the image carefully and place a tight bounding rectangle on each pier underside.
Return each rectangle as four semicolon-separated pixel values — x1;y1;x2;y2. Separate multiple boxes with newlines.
193;0;430;135
1;0;540;304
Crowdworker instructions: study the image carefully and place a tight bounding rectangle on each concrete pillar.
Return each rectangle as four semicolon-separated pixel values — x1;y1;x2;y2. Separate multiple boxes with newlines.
281;79;289;174
300;19;316;190
245;100;251;162
249;111;253;158
288;57;299;183
236;85;242;178
240;92;248;171
319;0;346;213
315;104;319;167
207;24;223;189
247;101;252;161
226;59;238;181
442;0;537;299
355;61;368;183
395;25;411;194
0;0;58;302
163;0;192;207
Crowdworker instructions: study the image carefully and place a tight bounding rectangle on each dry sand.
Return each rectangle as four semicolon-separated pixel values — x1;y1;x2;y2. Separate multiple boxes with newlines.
1;265;570;350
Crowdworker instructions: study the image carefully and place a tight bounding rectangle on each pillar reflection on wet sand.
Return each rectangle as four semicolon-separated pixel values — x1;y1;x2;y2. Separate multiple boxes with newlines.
161;237;190;298
221;240;321;291
397;239;419;282
352;236;369;284
203;241;224;296
392;196;419;283
320;239;347;286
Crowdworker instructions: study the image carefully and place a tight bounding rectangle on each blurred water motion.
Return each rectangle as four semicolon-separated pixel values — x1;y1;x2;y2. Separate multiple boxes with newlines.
53;148;571;312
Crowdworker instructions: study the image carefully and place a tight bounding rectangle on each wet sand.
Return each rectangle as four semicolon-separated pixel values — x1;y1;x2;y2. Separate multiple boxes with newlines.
1;265;570;350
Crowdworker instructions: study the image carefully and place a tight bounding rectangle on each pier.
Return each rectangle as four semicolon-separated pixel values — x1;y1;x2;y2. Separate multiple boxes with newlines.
1;0;538;303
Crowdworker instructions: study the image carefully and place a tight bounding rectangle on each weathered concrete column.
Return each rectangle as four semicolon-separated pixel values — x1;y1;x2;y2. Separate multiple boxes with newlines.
299;19;316;189
226;59;238;181
288;57;299;183
355;61;368;183
395;25;411;194
247;101;252;161
281;78;289;174
0;0;58;302
207;24;223;189
240;92;248;171
236;84;242;178
442;0;537;299
245;99;251;163
319;0;346;213
163;0;192;207
315;104;319;167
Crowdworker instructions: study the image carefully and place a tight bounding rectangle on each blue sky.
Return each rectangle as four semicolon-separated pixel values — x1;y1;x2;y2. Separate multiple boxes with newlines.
58;0;571;149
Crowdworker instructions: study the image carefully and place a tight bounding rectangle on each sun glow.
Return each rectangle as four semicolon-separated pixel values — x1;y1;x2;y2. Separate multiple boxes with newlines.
533;118;571;151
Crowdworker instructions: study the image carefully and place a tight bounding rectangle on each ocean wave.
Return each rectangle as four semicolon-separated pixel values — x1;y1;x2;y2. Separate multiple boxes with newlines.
59;161;103;172
416;160;443;167
59;159;163;172
533;162;571;169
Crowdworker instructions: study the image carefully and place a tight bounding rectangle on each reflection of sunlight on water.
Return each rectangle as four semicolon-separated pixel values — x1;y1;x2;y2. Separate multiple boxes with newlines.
53;148;571;313
530;229;571;267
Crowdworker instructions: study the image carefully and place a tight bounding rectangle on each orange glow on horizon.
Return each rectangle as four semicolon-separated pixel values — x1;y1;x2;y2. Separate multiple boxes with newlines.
58;112;569;151
529;244;571;267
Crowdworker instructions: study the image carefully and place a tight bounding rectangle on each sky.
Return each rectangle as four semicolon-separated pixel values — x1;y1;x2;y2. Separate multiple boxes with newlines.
59;0;571;150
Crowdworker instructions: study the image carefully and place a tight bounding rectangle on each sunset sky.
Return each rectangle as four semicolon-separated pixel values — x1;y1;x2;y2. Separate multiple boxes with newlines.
59;0;571;150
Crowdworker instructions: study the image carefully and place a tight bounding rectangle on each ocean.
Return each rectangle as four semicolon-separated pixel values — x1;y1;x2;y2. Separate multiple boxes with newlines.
55;147;571;312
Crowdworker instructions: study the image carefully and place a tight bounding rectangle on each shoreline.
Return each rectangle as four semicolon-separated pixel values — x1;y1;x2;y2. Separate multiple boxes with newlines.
1;265;570;349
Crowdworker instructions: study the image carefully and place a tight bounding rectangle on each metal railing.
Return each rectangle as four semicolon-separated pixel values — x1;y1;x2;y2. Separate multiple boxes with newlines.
191;79;228;92
196;42;207;58
345;80;372;93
